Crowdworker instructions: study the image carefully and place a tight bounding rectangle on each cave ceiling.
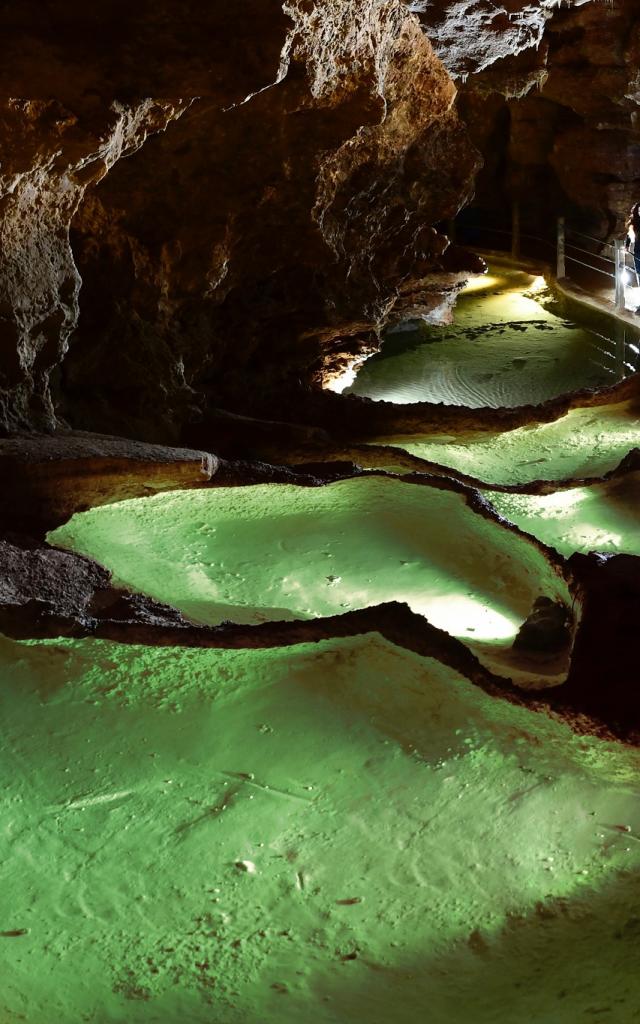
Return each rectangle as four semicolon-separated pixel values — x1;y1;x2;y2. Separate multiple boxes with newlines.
1;0;637;438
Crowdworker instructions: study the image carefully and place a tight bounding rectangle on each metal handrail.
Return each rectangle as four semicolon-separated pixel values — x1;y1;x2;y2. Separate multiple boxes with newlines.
564;254;615;278
450;211;640;319
566;227;616;252
565;240;615;265
454;210;640;316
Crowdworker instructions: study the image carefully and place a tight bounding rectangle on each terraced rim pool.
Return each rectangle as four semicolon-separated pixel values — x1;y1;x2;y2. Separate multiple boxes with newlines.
486;471;640;558
49;476;572;680
341;263;637;407
3;632;640;1024
370;399;640;486
4;258;640;1024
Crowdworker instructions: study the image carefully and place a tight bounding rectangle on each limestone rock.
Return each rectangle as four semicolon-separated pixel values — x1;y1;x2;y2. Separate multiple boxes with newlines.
456;0;640;235
0;98;188;433
512;596;572;655
0;431;217;531
0;1;482;438
62;0;480;441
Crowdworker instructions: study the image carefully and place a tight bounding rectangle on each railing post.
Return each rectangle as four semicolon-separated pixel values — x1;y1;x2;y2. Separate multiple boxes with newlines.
614;239;626;311
511;201;520;260
615;321;626;379
556;216;566;278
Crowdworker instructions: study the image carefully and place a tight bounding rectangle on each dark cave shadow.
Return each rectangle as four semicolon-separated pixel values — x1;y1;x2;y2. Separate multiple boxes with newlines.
305;869;640;1024
594;473;640;539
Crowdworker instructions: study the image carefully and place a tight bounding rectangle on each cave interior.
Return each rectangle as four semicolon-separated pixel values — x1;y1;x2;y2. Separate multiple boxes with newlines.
1;2;640;1022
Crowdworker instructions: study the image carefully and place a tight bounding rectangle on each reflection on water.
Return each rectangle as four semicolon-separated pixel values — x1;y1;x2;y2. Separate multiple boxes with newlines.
345;264;635;408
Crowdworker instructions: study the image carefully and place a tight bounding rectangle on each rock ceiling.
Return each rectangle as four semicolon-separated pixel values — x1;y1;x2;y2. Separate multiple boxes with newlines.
0;0;636;438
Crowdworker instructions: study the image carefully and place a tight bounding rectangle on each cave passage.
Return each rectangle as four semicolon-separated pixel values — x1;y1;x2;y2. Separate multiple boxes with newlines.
4;269;640;1021
344;262;633;408
4;248;640;1021
3;0;640;1010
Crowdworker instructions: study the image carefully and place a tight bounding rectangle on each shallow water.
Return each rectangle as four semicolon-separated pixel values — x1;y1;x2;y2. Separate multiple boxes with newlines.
3;632;640;1024
6;263;640;1023
373;400;640;486
486;473;640;558
345;267;631;408
49;477;569;654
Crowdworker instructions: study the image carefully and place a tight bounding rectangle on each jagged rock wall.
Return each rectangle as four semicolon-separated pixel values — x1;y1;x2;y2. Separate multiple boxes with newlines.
0;1;292;436
409;0;565;80
450;0;640;235
0;100;187;433
3;0;635;439
1;1;484;439
62;1;481;441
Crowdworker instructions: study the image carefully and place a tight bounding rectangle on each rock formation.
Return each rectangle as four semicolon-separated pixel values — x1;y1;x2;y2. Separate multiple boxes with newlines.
2;1;638;438
0;0;484;440
452;0;640;236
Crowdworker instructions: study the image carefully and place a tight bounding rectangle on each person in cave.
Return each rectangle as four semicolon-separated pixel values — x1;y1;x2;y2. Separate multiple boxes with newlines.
624;202;640;307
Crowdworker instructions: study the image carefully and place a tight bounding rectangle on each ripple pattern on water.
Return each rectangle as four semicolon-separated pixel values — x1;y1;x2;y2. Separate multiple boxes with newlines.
345;267;629;408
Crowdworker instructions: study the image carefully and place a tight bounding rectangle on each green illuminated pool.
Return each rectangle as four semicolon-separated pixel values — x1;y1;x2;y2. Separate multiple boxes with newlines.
49;477;570;659
3;631;640;1023
6;257;640;1024
342;266;627;408
486;471;640;557
371;400;640;486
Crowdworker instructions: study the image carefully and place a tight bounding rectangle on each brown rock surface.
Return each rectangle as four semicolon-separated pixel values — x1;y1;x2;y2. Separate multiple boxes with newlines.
0;431;217;531
456;0;640;236
61;1;480;441
3;1;636;438
0;99;187;432
0;1;489;439
409;0;562;80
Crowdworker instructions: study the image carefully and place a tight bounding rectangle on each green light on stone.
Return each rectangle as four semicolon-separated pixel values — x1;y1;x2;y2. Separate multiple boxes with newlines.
409;593;520;641
48;477;570;658
345;264;616;409
486;476;640;557
377;401;640;486
3;630;640;1022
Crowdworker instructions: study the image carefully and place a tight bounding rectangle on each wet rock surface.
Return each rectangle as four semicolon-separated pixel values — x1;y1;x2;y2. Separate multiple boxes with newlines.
512;597;572;655
0;439;637;740
0;431;217;531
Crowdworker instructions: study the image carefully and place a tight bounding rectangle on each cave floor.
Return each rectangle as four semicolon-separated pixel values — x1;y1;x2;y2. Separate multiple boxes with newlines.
3;263;640;1023
344;265;633;408
3;632;640;1024
48;477;571;686
485;472;640;558
370;399;640;486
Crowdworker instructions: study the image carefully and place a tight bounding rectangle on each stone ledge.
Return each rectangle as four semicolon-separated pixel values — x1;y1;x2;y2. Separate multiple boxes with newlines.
0;430;218;532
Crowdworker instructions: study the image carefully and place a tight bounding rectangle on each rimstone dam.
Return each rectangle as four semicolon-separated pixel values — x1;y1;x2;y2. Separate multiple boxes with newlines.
1;3;640;1022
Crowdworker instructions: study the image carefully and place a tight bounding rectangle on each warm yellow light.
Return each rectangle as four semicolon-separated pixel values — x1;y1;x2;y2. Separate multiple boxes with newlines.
409;593;521;642
461;274;500;294
529;275;547;293
325;359;365;394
